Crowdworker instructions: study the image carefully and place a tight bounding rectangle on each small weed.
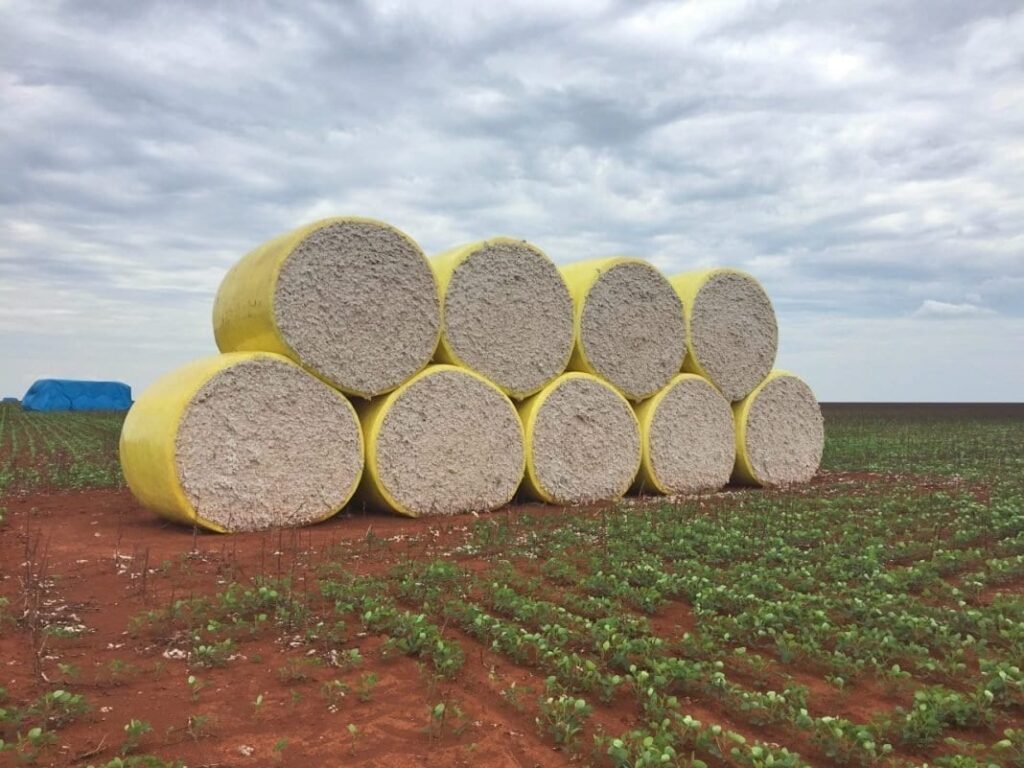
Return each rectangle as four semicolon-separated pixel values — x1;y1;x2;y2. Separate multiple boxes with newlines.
107;659;139;684
357;672;379;703
277;655;321;684
322;680;350;709
186;714;213;741
333;648;363;671
121;719;152;755
57;663;80;682
500;682;529;713
273;738;288;761
186;675;203;702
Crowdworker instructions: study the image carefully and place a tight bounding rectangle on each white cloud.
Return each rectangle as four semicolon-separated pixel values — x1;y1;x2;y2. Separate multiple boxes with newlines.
0;0;1022;400
913;299;996;318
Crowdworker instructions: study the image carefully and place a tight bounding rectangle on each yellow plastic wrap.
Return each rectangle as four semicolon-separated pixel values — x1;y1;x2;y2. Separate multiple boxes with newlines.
119;351;362;532
732;369;792;486
516;372;639;504
355;364;525;517
212;216;433;398
668;267;771;387
632;373;724;495
431;237;570;399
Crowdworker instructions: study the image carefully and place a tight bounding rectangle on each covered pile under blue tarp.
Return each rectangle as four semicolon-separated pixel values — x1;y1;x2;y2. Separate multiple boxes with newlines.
22;380;133;412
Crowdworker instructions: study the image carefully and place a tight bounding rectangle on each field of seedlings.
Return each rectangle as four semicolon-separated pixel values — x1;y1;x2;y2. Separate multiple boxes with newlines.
0;405;124;496
0;403;1022;768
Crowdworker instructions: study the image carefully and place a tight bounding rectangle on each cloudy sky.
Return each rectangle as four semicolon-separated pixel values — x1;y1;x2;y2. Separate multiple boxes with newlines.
2;0;1022;401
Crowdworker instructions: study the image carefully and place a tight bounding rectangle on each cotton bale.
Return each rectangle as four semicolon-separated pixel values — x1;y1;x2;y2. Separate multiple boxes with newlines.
357;364;524;517
669;268;778;402
518;372;641;504
432;238;574;399
560;258;687;401
633;374;735;495
119;352;364;532
733;370;824;486
214;217;440;398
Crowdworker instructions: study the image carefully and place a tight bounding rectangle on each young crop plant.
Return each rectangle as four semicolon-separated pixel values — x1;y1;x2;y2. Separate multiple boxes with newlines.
426;701;469;740
536;678;592;748
889;687;989;750
380;611;465;678
804;714;893;766
994;728;1024;767
8;726;56;764
31;689;89;727
189;637;234;668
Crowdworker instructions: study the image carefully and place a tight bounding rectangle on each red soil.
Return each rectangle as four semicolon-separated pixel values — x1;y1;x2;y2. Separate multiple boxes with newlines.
0;481;1019;767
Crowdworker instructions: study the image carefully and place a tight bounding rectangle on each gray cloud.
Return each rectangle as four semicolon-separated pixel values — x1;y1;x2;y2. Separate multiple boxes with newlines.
1;0;1022;400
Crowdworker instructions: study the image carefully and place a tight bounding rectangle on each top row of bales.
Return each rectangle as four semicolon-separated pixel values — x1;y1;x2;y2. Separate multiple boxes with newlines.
121;216;822;532
212;217;778;404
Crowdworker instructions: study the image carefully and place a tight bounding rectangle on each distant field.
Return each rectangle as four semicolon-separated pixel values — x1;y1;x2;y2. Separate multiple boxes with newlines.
0;403;1021;767
822;403;1024;479
0;402;124;495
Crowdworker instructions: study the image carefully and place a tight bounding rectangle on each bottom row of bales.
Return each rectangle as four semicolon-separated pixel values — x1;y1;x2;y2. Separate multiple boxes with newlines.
120;353;824;533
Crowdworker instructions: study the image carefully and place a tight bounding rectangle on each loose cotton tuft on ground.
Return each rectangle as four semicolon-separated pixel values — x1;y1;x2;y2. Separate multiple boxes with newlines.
356;365;524;517
120;352;364;533
213;217;440;398
633;374;735;495
518;372;641;505
733;370;825;486
431;238;574;399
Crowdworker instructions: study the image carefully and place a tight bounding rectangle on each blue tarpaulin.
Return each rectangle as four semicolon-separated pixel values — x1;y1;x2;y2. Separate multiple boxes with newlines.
22;380;132;412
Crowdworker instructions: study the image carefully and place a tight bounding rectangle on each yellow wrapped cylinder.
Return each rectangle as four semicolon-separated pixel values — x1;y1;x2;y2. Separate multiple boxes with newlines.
120;352;364;532
213;216;440;398
669;268;778;402
733;370;824;487
431;238;574;399
633;374;735;495
518;372;641;504
356;364;525;517
559;258;686;401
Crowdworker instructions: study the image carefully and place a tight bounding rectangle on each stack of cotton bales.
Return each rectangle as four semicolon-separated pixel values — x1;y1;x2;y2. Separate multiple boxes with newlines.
120;216;823;533
669;269;824;488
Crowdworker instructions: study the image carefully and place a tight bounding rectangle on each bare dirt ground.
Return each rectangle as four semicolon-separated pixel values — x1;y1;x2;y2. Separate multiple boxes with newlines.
4;470;1005;768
